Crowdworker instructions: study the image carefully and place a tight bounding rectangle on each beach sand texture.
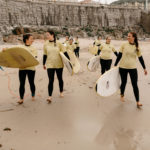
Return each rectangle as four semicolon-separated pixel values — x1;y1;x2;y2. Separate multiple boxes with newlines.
0;38;150;150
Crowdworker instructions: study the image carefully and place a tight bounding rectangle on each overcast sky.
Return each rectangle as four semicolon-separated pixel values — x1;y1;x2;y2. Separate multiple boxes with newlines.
78;0;118;4
100;0;118;4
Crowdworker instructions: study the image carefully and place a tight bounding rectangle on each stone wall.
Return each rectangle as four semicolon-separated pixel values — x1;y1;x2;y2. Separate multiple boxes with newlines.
0;0;147;41
141;11;150;33
0;0;142;27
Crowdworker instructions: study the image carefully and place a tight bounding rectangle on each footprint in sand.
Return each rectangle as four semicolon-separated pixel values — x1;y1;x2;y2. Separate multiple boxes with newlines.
38;78;43;82
11;97;16;99
0;104;15;112
82;82;86;85
89;86;93;89
40;90;43;92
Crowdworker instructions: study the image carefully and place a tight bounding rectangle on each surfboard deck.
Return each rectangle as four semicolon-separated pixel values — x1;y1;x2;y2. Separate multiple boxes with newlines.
60;52;73;75
87;55;100;72
95;67;120;97
88;45;98;55
67;50;80;74
0;46;39;68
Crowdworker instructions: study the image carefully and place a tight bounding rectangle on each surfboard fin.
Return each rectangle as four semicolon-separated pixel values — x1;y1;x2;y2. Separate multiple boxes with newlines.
106;81;109;89
95;84;97;92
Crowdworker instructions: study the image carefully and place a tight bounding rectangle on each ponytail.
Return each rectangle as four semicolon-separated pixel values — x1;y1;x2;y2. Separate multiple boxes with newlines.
130;32;139;52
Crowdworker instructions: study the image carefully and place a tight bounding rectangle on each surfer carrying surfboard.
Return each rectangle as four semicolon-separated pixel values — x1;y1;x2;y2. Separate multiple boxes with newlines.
98;36;118;74
93;36;102;55
66;37;76;54
114;32;147;108
43;30;65;103
18;34;38;104
63;36;70;46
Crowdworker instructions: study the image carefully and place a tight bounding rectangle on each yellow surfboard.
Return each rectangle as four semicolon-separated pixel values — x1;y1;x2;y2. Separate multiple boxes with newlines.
67;50;80;74
60;52;73;75
88;45;98;55
0;46;39;68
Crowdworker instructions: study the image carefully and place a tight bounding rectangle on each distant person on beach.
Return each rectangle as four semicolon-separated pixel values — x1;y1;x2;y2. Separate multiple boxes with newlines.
74;36;80;58
18;34;38;104
66;37;76;55
63;36;70;46
114;32;147;108
93;36;102;55
43;30;65;103
98;36;118;74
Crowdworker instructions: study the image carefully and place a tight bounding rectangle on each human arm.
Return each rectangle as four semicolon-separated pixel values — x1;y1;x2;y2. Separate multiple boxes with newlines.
114;52;122;66
138;56;147;75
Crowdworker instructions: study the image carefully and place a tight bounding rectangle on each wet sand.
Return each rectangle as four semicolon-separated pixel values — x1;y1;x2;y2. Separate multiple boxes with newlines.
0;39;150;150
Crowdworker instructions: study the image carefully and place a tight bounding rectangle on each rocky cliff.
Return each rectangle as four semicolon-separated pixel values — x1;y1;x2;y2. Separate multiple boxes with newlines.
0;0;149;42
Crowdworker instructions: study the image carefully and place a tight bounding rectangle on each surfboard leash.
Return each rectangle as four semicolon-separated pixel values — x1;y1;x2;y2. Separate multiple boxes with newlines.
6;71;42;99
0;72;40;99
0;71;41;99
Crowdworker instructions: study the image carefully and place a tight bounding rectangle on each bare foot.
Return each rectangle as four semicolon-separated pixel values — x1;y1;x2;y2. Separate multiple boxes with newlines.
32;97;35;101
120;96;125;102
60;92;64;98
17;99;24;104
137;102;143;108
47;97;52;103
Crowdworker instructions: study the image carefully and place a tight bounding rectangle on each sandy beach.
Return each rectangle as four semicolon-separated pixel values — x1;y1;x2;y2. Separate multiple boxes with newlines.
0;38;150;150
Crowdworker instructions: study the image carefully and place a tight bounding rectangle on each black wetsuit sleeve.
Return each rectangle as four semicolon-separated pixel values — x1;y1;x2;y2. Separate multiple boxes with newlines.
64;52;70;60
43;55;47;65
114;52;118;57
114;52;122;66
97;49;101;55
138;56;146;69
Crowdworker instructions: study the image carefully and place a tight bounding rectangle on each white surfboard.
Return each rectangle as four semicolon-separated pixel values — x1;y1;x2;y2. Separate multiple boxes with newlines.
67;50;80;74
63;43;67;47
60;52;73;75
0;46;39;68
87;55;100;72
95;67;120;97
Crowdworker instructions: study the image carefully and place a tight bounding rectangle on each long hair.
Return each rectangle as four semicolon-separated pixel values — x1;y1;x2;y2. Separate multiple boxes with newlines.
23;33;32;44
130;32;139;52
47;30;56;46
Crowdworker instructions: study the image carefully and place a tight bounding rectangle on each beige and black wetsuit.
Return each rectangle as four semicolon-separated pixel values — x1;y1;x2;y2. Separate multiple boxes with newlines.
115;42;146;102
19;45;38;99
99;43;117;74
43;40;65;96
